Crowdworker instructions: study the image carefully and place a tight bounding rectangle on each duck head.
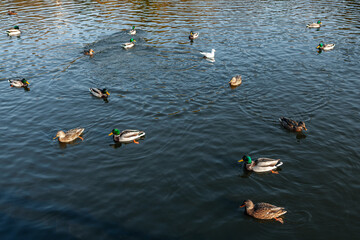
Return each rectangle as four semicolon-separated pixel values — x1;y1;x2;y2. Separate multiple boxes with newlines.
298;121;307;131
109;128;120;136
132;26;136;30
317;20;322;25
316;43;324;49
54;131;65;140
238;155;252;164
240;199;254;209
130;38;136;43
14;25;19;30
22;78;29;86
102;88;110;96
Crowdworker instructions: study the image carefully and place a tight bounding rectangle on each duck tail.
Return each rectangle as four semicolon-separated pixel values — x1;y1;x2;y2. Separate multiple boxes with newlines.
275;161;283;168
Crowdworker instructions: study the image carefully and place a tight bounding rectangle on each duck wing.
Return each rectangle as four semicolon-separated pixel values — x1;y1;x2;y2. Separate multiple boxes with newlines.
256;158;281;167
90;88;102;97
119;130;145;142
65;128;84;138
253;203;287;219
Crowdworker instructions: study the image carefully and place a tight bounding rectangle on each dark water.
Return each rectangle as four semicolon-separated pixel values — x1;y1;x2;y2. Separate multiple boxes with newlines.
1;0;360;239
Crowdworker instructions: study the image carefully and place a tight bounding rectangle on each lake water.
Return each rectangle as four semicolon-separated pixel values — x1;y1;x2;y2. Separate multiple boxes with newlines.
0;0;359;239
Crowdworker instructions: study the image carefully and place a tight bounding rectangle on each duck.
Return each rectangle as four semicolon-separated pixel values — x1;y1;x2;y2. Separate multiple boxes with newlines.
316;43;335;51
122;38;136;49
108;129;145;144
84;49;94;56
53;128;85;143
229;75;242;87
238;155;283;174
306;20;322;28
8;78;29;88
8;11;17;15
129;26;136;35
200;49;215;59
279;117;307;132
6;25;21;36
89;88;110;98
189;31;199;40
240;199;287;224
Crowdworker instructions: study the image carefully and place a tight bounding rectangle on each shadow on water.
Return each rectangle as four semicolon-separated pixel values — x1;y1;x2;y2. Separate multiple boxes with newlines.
0;191;177;240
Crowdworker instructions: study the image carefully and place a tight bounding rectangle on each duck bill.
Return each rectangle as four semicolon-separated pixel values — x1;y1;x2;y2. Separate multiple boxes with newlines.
108;132;113;136
26;81;29;85
238;159;244;163
239;204;245;208
106;91;110;96
304;127;308;131
53;136;58;140
316;45;320;49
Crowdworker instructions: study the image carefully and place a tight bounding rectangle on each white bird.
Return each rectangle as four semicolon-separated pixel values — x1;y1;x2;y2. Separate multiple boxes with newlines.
200;49;215;59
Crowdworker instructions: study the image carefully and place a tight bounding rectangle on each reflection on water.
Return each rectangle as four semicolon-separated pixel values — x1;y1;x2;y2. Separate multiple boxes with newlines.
0;0;360;239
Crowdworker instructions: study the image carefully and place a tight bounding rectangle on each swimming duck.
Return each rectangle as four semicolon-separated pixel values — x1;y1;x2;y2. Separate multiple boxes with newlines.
279;117;307;132
54;128;85;143
306;20;322;28
89;88;110;98
240;199;287;224
122;38;136;49
6;26;21;36
316;43;335;51
189;31;199;40
229;75;242;87
84;49;94;56
8;11;17;15
238;155;283;174
8;78;29;88
108;129;145;144
129;26;136;35
200;49;215;59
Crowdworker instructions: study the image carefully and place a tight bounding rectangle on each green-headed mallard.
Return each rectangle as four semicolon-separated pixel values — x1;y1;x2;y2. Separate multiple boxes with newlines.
54;128;85;143
229;75;242;87
108;129;145;144
129;26;136;35
189;31;199;40
89;88;110;98
316;43;335;51
8;11;17;15
306;20;322;28
122;38;136;49
240;199;287;224
238;155;283;174
8;78;29;88
279;117;307;132
6;25;21;36
84;49;94;56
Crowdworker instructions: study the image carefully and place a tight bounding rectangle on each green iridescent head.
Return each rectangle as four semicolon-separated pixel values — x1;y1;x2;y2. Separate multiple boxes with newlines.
130;38;135;42
132;26;135;30
242;155;252;164
14;25;19;29
317;20;321;24
112;128;120;135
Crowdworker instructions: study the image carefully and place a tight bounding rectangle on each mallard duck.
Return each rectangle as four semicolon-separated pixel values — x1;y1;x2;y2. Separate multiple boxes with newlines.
8;78;29;88
54;128;85;143
229;75;242;87
279;117;307;132
108;129;145;144
6;25;21;36
89;88;110;98
316;43;335;51
53;128;85;143
129;26;136;35
306;20;322;28
240;199;287;224
84;49;94;56
200;49;215;59
8;11;17;15
122;38;136;49
238;155;283;174
189;31;199;40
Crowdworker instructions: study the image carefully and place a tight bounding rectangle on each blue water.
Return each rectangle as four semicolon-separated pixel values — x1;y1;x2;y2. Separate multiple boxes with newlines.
0;0;359;239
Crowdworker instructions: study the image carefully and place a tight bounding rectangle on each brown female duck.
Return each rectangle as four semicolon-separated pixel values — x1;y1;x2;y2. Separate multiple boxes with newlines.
279;117;307;132
240;199;287;224
54;128;85;143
